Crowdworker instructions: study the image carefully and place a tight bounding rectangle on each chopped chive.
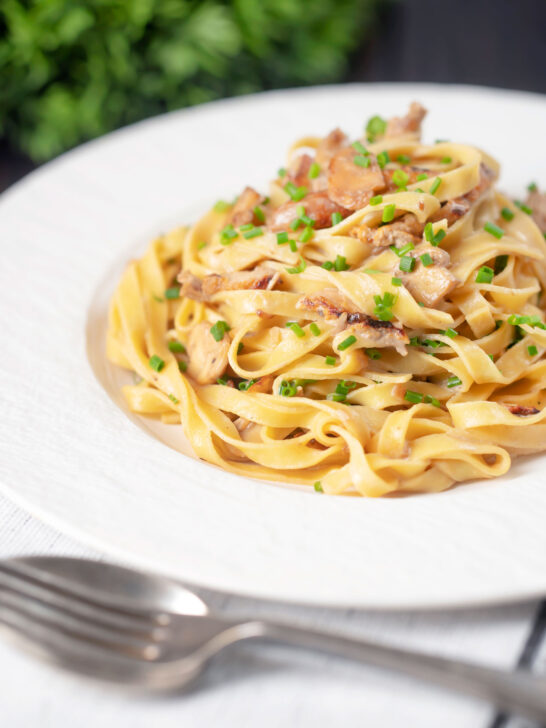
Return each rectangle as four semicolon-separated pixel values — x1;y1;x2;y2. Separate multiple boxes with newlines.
178;360;187;372
515;200;533;215
327;392;347;402
285;256;307;275
364;269;383;274
197;241;207;250
213;200;231;212
299;226;313;243
392;276;402;286
239;223;254;231
288;322;305;338
210;320;230;341
290;218;301;231
243;227;264;239
165;286;180;299
409;336;421;346
416;173;428;181
300;214;315;226
501;207;515;221
276;231;289;244
528;182;538;192
331;211;343;225
313;481;323;492
338;335;357;351
415;188;425;193
168;340;185;353
444;328;458;338
149;355;165;372
168;393;180;404
152;294;164;303
373;292;396;321
253;206;265;223
309;162;321;179
494;255;509;274
278;167;286;177
369;195;383;206
367;348;381;360
296;205;305;217
284;182;308;201
376;150;390;169
354;154;371;168
429;177;442;195
392;169;409;188
390;241;414;256
528;345;538;356
418;302;425;306
447;375;462;388
325;355;337;366
441;156;452;164
238;379;257;391
475;265;494;284
365;115;387;142
352;141;368;154
404;390;423;404
484;221;504;239
431;229;446;246
310;322;321;336
322;260;334;270
334;254;349;272
397;154;411;164
420;253;433;267
220;224;238;245
424;394;442;408
289;239;298;252
399;255;415;273
382;203;396;223
237;342;244;354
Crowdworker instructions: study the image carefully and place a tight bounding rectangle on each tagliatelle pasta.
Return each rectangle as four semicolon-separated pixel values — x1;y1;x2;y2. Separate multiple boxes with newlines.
107;103;546;496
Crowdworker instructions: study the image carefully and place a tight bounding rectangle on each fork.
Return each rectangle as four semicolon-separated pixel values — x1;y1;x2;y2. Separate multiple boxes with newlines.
1;557;546;722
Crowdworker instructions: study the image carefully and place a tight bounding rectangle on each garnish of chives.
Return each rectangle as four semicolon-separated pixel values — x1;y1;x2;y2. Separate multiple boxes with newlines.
416;173;428;181
285;256;307;274
152;294;164;303
484;221;504;239
431;229;446;246
242;227;264;239
327;392;347;403
528;182;538;192
392;169;409;188
253;206;265;223
528;345;538;356
178;360;187;372
429;177;442;195
399;255;415;272
325;355;337;366
331;211;343;225
364;268;383;274
475;265;494;284
310;322;321;336
165;286;180;299
220;224;238;245
494;255;509;274
373;292;396;321
420;253;433;267
354;154;371;168
299;226;313;243
369;195;383;206
288;323;305;338
367;348;381;359
239;223;253;231
276;231;289;244
278;167;287;177
397;154;411;164
197;241;207;249
237;342;244;354
441;156;452;164
168;340;185;353
322;261;334;270
284;182;308;201
213;200;231;212
149;355;165;372
334;254;349;271
515;200;533;215
501;207;515;221
447;375;462;387
338;335;357;351
424;394;442;408
444;328;458;338
376;150;390;169
296;204;305;216
382;203;396;223
290;218;301;231
365;115;386;142
309;162;321;179
404;390;423;404
352;141;368;154
289;239;298;252
210;320;230;341
392;276;402;286
168;394;180;404
313;481;323;492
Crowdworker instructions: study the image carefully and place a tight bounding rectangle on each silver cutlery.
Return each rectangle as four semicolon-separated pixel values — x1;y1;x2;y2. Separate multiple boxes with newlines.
0;557;545;722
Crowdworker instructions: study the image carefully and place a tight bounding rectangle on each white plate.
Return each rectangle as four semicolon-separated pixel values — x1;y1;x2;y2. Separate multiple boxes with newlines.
1;83;546;609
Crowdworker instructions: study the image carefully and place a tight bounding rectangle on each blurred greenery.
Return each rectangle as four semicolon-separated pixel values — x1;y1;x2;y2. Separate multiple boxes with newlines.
0;0;380;161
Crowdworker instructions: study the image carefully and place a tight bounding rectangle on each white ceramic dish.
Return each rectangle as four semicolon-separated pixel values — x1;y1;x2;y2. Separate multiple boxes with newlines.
1;83;546;609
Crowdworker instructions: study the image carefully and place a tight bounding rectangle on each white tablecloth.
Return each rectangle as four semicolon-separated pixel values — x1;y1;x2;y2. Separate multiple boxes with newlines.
1;493;542;728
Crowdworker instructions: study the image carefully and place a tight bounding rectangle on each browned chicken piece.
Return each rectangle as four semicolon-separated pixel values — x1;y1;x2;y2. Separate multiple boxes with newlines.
396;243;457;307
385;102;427;138
247;375;274;393
295;289;408;355
186;321;230;384
229;186;265;228
328;148;385;210
287;153;313;187
353;213;423;248
178;266;280;302
525;188;546;233
315;128;348;167
507;405;540;416
431;163;496;226
269;191;350;231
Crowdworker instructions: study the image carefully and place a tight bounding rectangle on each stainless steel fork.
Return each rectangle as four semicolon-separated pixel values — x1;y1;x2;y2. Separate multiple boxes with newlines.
1;557;545;722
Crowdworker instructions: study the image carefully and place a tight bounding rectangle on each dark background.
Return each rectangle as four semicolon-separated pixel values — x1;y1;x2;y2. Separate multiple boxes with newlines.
1;0;545;195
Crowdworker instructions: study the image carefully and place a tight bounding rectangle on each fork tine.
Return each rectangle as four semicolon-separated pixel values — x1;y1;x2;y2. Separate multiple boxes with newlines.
0;563;162;634
0;590;160;661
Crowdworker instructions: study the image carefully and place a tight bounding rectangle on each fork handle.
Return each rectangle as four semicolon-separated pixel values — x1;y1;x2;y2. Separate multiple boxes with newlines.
246;620;546;723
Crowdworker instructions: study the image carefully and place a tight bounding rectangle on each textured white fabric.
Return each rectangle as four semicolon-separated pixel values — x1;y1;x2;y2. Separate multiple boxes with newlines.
0;494;539;728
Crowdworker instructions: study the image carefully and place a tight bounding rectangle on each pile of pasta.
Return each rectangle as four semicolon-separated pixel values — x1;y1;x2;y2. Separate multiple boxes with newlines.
107;104;546;496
